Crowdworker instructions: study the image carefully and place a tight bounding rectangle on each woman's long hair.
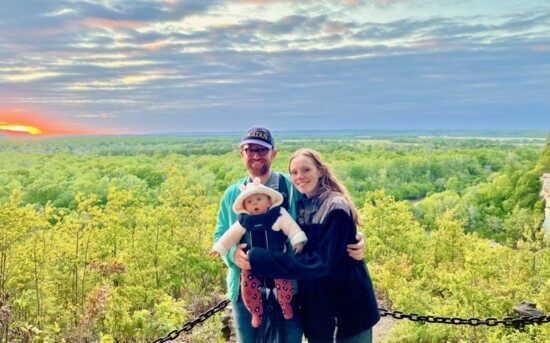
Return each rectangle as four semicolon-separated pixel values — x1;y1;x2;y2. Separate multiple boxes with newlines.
289;148;363;226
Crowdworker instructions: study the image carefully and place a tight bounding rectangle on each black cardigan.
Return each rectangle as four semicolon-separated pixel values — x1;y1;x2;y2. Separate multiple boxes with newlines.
249;192;380;340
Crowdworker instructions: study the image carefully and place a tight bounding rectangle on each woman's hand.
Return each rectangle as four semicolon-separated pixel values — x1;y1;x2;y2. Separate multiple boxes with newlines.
347;232;365;261
233;243;251;270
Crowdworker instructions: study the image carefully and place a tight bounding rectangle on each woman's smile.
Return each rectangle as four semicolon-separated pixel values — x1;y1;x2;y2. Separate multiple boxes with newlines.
289;155;322;198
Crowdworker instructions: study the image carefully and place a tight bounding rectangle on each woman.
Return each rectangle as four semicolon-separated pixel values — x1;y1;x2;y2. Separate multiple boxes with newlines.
247;148;380;342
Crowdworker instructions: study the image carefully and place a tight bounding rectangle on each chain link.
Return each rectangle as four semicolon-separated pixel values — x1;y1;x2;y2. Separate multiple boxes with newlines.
152;299;230;343
379;308;550;327
152;300;550;342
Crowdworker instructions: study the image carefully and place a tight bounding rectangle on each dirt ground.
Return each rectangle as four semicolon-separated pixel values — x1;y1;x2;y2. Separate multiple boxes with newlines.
373;316;398;342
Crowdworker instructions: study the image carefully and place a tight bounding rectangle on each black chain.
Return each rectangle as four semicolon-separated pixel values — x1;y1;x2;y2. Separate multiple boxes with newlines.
152;299;230;343
152;300;550;342
379;308;550;327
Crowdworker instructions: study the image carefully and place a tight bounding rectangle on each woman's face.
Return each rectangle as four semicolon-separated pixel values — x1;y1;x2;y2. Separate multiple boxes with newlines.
289;154;322;198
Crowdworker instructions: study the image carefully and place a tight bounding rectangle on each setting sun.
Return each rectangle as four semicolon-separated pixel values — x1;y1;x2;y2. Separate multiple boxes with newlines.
0;124;42;135
1;111;108;135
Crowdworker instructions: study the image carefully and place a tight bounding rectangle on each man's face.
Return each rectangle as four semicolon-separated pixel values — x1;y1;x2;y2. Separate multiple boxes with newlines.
240;143;277;178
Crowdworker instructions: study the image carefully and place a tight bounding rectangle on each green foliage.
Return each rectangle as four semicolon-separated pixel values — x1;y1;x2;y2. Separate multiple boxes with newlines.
362;190;427;265
0;132;548;342
535;132;550;175
415;190;460;230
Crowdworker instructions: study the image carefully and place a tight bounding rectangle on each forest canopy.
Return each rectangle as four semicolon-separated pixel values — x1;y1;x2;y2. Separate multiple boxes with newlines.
0;131;549;342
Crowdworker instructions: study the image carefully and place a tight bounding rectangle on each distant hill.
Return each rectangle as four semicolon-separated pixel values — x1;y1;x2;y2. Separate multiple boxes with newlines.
0;129;547;139
145;129;549;138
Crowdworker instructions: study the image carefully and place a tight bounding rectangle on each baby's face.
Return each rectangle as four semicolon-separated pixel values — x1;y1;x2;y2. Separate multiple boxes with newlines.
244;193;272;214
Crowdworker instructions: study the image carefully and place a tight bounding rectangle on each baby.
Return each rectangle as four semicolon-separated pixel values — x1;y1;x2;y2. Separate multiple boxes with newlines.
210;178;307;328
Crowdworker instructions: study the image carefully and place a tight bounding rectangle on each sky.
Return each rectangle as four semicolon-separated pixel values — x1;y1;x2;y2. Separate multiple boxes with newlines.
0;0;549;135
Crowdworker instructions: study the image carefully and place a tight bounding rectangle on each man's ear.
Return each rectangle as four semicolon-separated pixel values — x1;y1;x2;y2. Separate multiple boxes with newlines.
271;149;278;158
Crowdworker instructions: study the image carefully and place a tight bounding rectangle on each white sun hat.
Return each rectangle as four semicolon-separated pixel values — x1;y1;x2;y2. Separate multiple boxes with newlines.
233;177;284;214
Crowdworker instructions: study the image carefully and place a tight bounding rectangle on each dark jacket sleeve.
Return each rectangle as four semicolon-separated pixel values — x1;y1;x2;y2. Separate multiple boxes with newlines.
249;209;356;280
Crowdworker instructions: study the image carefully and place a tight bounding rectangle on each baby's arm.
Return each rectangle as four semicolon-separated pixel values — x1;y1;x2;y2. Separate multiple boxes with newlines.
277;208;307;253
210;221;246;257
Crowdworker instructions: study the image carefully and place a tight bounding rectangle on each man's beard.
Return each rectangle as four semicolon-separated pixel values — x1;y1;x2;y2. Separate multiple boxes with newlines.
249;164;269;178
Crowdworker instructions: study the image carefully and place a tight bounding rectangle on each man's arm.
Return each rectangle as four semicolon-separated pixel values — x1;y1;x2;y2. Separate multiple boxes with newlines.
347;232;365;260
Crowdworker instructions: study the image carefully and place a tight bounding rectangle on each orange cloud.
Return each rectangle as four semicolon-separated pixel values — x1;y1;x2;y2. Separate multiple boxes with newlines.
0;110;106;135
324;23;349;35
85;18;145;29
144;40;169;50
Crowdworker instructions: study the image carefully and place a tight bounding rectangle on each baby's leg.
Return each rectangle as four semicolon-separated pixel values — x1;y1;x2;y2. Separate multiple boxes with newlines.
240;269;263;328
274;278;294;320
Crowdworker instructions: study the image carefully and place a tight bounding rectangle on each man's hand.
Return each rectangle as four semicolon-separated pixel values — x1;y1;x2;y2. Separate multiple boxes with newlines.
347;232;365;261
233;243;251;270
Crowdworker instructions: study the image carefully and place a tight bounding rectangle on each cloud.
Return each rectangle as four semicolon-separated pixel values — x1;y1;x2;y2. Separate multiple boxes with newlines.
0;0;548;133
84;18;146;29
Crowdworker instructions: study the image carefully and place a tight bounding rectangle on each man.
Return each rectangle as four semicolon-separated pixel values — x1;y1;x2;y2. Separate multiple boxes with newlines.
215;126;365;343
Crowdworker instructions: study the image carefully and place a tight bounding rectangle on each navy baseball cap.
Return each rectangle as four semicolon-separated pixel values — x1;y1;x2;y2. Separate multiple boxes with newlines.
240;126;275;149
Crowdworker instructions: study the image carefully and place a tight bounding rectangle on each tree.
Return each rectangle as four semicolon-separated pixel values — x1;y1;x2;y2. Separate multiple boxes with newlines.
535;132;550;175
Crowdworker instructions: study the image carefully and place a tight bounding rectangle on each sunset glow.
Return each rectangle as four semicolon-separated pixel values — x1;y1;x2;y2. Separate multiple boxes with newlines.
0;124;42;135
1;111;108;136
